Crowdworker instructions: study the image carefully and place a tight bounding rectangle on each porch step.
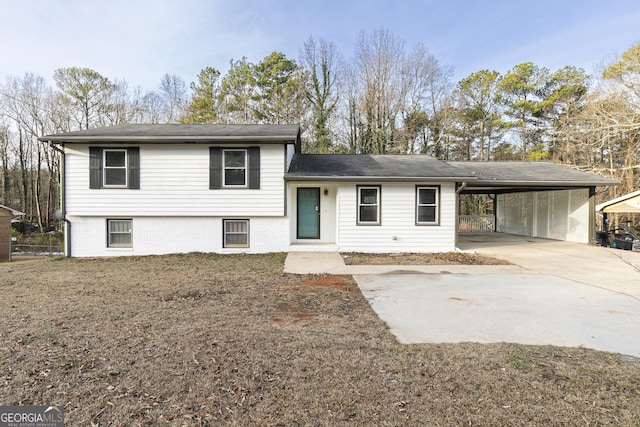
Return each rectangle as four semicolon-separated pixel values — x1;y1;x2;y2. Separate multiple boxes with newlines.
288;243;338;252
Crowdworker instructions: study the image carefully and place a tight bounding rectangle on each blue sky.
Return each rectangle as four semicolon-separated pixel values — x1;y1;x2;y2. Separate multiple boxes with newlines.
1;0;638;91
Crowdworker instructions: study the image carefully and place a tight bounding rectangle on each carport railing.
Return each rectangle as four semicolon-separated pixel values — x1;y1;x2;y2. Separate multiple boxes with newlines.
459;215;494;232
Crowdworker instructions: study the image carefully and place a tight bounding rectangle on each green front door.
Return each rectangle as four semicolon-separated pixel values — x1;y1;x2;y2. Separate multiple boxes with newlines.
297;187;320;239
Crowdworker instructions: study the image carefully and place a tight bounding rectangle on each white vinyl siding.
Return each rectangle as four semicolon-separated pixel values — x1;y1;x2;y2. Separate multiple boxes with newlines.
338;182;456;253
66;144;286;217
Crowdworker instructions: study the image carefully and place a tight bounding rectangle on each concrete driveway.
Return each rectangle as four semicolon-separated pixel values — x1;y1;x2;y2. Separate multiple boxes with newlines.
285;233;640;357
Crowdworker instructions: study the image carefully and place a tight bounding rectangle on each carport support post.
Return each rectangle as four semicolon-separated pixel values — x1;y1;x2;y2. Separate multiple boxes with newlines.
493;193;498;232
589;187;596;243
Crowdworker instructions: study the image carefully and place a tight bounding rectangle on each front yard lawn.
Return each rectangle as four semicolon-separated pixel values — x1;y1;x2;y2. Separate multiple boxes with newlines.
1;254;638;425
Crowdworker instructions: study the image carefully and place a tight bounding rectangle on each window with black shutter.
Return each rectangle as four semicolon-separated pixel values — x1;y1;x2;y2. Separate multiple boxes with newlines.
89;147;139;189
210;147;260;189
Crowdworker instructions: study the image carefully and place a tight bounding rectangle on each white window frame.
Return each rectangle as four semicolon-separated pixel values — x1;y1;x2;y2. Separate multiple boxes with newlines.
416;186;440;225
107;219;133;248
103;149;128;187
222;149;247;187
223;219;250;248
357;186;381;225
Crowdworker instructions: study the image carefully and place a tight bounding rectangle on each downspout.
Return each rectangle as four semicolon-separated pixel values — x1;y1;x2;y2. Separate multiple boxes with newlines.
454;182;467;248
455;181;467;195
49;142;70;257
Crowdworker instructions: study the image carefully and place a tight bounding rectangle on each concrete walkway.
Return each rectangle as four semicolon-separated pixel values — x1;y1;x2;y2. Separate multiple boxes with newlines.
283;234;640;357
283;251;524;276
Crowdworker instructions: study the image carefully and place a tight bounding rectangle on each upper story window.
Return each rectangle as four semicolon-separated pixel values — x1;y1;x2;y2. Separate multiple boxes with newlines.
223;149;247;187
416;186;440;225
103;149;127;187
89;147;140;189
357;185;381;225
210;147;260;189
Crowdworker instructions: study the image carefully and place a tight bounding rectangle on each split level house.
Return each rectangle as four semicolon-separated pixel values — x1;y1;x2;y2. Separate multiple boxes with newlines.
39;124;618;257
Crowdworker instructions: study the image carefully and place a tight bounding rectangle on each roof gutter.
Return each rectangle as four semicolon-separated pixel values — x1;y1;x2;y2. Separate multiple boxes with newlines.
37;135;298;144
284;176;476;182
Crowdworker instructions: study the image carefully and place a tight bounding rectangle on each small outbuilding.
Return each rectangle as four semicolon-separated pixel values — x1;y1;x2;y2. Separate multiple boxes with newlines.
596;190;640;240
596;190;640;214
0;204;25;262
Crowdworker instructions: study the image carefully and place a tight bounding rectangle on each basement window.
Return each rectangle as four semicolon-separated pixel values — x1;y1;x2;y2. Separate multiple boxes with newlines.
107;219;133;248
223;219;249;248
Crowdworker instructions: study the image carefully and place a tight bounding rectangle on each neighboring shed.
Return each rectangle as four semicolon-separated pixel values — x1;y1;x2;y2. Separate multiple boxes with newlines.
596;190;640;233
0;204;25;262
596;190;640;214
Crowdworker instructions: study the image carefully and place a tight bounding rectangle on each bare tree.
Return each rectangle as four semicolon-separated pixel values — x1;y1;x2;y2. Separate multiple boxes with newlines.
603;42;640;102
342;29;453;154
351;28;407;153
299;37;341;153
1;74;61;229
570;92;640;195
53;67;117;130
0;121;11;206
159;73;187;123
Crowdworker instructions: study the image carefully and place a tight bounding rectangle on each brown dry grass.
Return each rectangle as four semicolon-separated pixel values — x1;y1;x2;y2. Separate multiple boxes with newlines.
0;253;638;426
342;252;510;265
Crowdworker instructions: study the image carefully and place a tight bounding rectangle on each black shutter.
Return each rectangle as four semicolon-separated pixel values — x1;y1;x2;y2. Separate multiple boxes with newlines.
127;147;140;189
89;147;102;189
209;147;222;189
248;147;260;189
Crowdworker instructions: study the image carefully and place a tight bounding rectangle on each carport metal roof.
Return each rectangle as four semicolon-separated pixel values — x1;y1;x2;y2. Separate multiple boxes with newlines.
447;161;619;193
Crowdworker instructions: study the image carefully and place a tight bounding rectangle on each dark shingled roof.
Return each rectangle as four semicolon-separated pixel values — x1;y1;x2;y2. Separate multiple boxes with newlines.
447;161;619;190
285;154;475;181
39;124;301;144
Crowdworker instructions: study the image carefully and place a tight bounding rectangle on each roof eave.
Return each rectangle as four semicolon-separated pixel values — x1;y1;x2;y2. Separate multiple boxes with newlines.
284;175;475;182
39;135;298;144
468;180;619;187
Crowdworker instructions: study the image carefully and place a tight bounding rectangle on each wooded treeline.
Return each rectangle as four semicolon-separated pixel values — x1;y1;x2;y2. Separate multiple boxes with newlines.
1;29;638;231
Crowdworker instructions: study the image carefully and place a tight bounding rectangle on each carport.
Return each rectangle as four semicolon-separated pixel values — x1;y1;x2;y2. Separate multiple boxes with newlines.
449;162;619;244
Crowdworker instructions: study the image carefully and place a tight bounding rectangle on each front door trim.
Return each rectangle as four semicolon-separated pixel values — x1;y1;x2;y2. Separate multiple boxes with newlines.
297;187;321;239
